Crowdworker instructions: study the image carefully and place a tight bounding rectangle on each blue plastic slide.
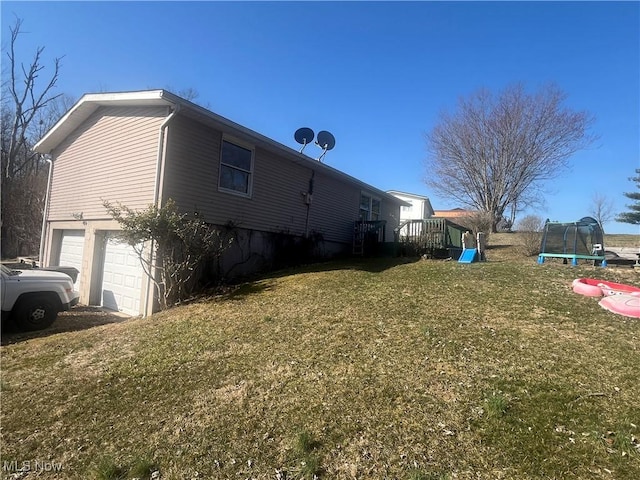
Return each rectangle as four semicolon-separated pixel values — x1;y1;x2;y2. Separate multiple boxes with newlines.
458;248;478;264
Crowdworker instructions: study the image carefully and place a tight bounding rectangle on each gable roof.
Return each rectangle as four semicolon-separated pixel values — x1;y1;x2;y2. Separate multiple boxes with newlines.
386;190;431;201
34;89;406;206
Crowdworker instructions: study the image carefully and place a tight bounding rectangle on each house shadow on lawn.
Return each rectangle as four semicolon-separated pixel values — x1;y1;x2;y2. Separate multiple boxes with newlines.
1;305;129;346
264;255;421;279
218;256;421;301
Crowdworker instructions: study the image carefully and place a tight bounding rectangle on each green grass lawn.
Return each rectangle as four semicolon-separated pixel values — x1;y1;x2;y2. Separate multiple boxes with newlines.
1;235;639;479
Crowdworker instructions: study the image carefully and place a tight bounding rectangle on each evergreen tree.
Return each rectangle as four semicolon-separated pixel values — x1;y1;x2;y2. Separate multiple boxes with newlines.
615;168;640;225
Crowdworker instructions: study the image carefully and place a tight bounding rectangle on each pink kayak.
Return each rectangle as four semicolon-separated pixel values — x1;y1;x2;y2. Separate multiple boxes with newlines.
572;278;640;298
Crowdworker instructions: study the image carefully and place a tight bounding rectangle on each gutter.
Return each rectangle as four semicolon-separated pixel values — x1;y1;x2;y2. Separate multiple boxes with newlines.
143;104;180;317
38;156;54;267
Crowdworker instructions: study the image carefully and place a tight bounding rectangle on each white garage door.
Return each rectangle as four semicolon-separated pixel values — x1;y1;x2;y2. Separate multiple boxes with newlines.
59;230;85;290
101;236;144;316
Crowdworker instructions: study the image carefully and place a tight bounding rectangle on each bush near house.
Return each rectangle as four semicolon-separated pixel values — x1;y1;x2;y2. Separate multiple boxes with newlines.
103;199;234;310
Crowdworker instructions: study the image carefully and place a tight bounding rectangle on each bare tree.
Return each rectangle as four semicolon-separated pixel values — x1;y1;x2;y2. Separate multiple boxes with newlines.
425;83;596;232
175;87;199;102
589;192;615;231
1;17;64;258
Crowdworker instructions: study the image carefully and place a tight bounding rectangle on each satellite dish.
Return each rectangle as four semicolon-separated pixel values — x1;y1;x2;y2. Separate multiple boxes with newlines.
294;127;315;153
315;130;335;162
316;130;335;151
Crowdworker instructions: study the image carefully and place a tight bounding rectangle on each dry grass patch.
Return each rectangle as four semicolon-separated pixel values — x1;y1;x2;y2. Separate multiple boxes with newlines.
605;233;640;248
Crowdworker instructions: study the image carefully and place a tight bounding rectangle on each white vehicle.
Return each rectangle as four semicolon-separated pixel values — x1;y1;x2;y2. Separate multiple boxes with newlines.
1;265;79;331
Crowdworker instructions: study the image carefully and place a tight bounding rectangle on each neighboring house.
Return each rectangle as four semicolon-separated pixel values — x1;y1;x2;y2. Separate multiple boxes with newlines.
386;195;469;259
387;190;434;238
432;208;475;221
387;191;434;223
34;90;406;316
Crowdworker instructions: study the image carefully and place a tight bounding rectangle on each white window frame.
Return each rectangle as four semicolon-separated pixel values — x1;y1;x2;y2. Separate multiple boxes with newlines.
359;192;381;221
218;136;254;198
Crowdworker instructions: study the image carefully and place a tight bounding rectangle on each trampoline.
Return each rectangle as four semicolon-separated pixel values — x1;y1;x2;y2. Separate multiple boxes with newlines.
537;216;607;267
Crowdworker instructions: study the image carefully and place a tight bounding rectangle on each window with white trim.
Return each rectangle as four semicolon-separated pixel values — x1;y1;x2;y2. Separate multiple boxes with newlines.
219;138;253;196
359;193;381;221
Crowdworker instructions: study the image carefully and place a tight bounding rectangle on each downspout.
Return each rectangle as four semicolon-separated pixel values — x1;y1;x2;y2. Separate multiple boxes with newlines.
153;103;180;208
143;104;180;317
304;170;315;237
38;156;54;268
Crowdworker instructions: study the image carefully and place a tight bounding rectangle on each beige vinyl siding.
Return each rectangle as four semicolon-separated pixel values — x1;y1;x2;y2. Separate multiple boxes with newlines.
47;106;166;220
161;117;221;215
310;178;400;243
251;147;313;234
163;117;311;237
162;115;400;244
308;172;361;243
379;199;401;241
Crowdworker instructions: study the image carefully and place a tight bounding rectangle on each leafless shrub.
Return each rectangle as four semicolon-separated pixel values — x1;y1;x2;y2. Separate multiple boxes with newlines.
516;215;545;256
455;211;494;241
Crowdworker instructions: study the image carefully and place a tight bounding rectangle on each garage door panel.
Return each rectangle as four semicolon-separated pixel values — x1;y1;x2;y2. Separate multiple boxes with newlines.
126;254;139;268
124;275;136;288
101;236;143;316
59;230;84;290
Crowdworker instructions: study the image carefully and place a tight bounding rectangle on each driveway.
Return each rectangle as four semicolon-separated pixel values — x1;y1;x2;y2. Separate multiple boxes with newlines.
1;305;130;346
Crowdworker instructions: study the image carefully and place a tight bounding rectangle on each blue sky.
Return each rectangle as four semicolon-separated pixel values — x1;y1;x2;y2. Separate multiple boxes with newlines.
2;1;639;234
